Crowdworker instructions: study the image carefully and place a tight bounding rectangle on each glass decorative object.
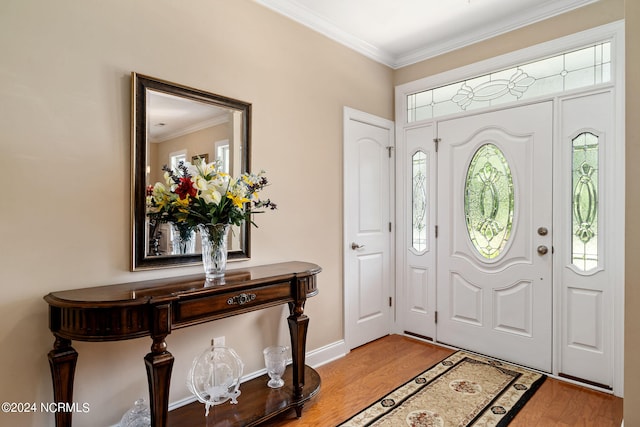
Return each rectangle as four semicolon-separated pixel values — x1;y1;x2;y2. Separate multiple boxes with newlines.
119;398;151;427
412;150;428;252
407;41;611;122
464;143;514;259
170;222;196;255
263;346;288;388
197;223;230;281
572;131;599;271
187;346;244;416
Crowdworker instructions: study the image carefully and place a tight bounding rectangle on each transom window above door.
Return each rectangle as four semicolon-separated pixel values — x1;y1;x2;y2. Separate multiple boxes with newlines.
407;42;611;123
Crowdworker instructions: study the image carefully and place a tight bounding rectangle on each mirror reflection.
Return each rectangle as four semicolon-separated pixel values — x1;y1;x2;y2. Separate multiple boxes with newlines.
146;90;244;256
132;73;251;270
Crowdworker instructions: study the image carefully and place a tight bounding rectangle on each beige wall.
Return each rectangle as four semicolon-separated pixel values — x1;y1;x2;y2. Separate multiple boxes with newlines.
153;124;228;183
0;1;392;425
624;0;640;425
1;0;637;426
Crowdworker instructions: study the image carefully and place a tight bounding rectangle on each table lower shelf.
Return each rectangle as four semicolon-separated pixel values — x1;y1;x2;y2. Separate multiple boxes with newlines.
168;365;321;427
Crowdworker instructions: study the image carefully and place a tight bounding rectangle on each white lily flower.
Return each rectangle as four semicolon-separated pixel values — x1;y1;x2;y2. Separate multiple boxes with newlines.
203;162;217;177
193;175;211;192
186;161;199;178
201;189;222;205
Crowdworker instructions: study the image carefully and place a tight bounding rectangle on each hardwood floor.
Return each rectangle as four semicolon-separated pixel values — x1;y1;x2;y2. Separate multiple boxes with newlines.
269;335;623;426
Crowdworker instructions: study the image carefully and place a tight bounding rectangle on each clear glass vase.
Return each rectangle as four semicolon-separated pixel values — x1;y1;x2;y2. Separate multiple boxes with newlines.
170;222;196;255
197;223;230;281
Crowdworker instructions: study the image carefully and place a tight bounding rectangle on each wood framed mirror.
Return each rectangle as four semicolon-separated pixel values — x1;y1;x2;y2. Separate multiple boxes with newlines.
131;72;251;270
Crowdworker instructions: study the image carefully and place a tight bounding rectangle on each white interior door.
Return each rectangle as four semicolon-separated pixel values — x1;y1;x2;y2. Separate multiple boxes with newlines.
344;107;394;350
437;102;553;372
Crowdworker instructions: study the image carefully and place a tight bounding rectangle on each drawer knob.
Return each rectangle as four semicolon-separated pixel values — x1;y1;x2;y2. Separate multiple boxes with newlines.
227;293;257;306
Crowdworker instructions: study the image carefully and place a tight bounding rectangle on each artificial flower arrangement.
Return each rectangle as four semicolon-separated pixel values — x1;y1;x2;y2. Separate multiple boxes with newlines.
146;158;276;230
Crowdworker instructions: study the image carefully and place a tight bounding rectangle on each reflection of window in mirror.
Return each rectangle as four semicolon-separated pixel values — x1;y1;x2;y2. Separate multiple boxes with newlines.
170;149;187;170
215;139;230;173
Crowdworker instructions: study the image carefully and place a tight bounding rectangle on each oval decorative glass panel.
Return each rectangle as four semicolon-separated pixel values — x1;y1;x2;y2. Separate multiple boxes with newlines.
464;144;514;259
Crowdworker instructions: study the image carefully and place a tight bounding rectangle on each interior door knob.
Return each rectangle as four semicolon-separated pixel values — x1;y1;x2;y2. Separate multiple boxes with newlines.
351;242;365;250
537;245;549;255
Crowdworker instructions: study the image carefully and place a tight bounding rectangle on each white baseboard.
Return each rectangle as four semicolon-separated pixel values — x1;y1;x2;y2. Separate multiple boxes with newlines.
306;339;348;368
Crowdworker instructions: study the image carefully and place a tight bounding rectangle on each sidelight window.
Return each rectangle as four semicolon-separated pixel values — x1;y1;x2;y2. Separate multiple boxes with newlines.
412;151;428;252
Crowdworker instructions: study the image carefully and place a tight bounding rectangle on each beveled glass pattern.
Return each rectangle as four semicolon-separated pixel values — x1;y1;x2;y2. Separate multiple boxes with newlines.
407;42;611;123
464;144;514;259
412;151;428;252
572;132;599;271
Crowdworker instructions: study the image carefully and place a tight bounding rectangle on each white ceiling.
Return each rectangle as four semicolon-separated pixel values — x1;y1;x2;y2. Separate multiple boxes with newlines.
147;90;229;143
254;0;597;68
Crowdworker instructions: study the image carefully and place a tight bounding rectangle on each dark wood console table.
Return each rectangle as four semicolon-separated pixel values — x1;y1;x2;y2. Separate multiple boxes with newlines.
44;261;321;427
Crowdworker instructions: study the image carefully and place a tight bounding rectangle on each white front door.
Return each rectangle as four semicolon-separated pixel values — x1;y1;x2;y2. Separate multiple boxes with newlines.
344;107;394;350
437;102;553;372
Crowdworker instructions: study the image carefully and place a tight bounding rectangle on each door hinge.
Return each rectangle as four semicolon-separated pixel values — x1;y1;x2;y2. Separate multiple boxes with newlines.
389;222;392;232
389;297;393;307
433;138;441;152
435;225;438;238
386;146;394;157
435;311;438;324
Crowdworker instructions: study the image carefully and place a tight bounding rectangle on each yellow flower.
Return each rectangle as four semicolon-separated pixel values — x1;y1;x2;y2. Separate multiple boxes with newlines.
227;192;249;209
175;196;191;213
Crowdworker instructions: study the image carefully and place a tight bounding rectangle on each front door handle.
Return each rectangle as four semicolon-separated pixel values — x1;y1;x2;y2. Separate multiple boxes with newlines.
537;245;549;255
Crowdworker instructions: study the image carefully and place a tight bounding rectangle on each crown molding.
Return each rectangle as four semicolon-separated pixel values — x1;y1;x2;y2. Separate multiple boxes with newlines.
255;0;599;69
254;0;395;65
150;116;229;144
394;0;600;68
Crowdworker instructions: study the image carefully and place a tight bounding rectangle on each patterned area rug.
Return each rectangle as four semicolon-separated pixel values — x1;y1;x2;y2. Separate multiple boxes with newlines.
338;351;546;427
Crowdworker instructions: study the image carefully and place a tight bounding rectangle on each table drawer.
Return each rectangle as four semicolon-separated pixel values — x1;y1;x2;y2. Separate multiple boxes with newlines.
174;282;293;325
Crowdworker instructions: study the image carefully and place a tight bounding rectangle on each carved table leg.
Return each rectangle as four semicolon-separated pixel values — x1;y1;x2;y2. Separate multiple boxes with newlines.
146;302;173;427
145;338;174;427
288;299;309;418
47;336;78;427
